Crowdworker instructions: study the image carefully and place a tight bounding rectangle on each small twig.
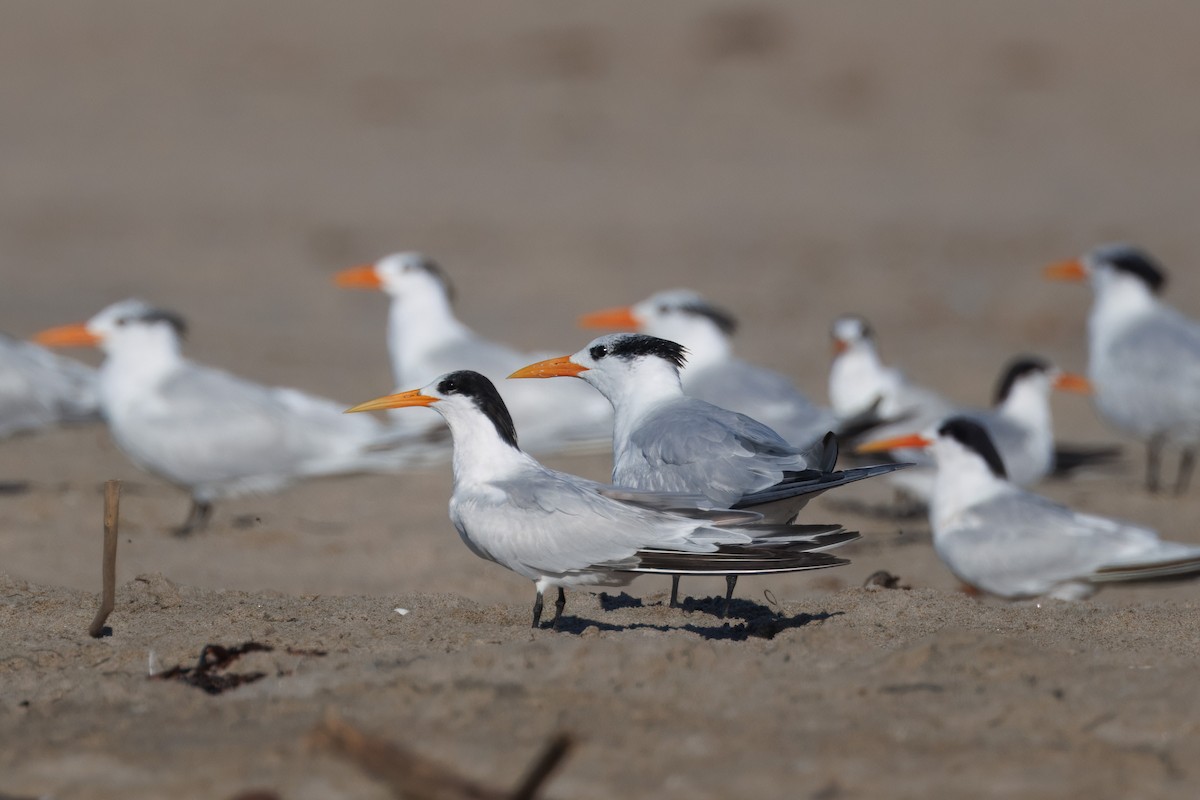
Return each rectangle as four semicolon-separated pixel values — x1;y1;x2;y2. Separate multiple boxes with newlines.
311;713;573;800
509;733;573;800
88;480;121;638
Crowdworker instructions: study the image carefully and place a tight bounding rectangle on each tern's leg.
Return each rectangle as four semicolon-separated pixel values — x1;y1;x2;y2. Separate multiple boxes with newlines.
720;575;738;619
669;576;682;608
173;500;213;537
552;588;566;630
531;589;545;629
1176;449;1196;495
1146;435;1166;493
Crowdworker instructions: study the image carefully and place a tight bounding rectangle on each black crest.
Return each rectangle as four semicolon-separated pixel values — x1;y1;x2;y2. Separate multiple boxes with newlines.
436;370;517;448
604;334;688;369
1098;245;1166;294
134;309;188;339
938;417;1007;479
677;300;738;336
415;256;456;303
993;356;1049;404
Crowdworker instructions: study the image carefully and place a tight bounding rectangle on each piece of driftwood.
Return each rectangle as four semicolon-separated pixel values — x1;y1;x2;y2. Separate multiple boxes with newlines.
88;480;122;638
311;714;573;800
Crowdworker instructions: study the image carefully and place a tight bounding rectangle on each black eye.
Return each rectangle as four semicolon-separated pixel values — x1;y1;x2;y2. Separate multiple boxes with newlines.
437;378;457;394
589;345;608;360
114;318;127;327
657;305;669;314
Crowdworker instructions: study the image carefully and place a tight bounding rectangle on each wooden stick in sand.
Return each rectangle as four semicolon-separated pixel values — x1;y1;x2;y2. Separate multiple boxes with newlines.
88;480;121;638
311;712;573;800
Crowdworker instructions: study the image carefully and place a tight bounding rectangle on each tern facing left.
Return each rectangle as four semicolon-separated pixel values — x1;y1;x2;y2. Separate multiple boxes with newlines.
347;370;859;628
1046;244;1200;493
859;417;1200;600
580;290;838;446
37;299;424;534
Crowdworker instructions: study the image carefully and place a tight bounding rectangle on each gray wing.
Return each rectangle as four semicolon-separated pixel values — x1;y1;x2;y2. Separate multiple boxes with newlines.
686;359;835;446
938;490;1166;596
1098;310;1200;436
0;334;100;436
616;398;813;505
115;362;382;490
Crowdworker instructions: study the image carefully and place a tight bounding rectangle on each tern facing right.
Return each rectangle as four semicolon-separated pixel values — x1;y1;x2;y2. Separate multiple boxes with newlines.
347;370;858;628
860;417;1200;600
1046;244;1200;494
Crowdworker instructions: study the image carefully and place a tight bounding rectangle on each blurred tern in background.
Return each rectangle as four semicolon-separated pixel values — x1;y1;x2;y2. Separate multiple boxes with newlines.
37;299;429;534
335;251;611;453
0;332;100;438
832;316;1096;502
859;417;1200;600
580;289;839;446
510;333;905;607
1046;244;1200;493
347;370;858;626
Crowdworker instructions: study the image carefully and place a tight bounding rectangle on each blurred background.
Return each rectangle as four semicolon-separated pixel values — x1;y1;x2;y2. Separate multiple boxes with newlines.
5;0;1200;415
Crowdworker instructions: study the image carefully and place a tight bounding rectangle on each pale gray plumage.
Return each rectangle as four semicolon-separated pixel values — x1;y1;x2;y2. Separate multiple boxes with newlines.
0;333;100;437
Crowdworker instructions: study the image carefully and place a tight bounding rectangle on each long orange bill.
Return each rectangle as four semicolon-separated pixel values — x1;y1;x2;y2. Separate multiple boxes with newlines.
345;388;438;414
1043;259;1087;282
1053;373;1092;394
509;355;589;380
334;264;384;289
831;339;848;355
33;323;101;348
855;433;933;454
578;306;640;330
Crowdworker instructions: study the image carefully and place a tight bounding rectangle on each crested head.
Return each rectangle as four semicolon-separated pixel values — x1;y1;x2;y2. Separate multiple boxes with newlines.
937;417;1008;479
993;355;1050;404
638;289;739;336
376;251;457;302
90;298;188;339
434;370;518;448
830;314;874;344
1088;244;1166;295
585;333;688;371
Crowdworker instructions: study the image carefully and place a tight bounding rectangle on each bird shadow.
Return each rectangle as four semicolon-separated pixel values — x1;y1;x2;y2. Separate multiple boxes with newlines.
547;592;841;641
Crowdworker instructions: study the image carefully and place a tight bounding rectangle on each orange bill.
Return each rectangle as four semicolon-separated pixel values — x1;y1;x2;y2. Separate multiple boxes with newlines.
832;339;848;355
1043;259;1087;282
33;323;100;348
855;433;932;454
334;264;384;289
508;355;588;380
1053;372;1092;394
345;388;437;414
578;306;640;330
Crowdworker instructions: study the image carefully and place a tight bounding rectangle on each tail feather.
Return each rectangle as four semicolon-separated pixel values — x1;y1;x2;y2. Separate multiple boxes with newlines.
626;545;848;575
1088;553;1200;584
734;462;911;509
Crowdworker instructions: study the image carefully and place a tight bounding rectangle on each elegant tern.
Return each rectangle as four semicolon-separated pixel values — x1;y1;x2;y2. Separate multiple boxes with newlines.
36;299;427;534
335;251;611;453
1046;244;1200;493
510;333;905;607
347;370;858;627
0;332;100;438
859;417;1200;599
580;289;838;446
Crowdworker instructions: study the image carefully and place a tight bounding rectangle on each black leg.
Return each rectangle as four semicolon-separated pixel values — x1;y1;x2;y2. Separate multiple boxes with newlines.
1147;436;1165;493
721;575;738;619
552;587;566;630
531;589;544;629
1176;449;1196;495
669;576;681;608
173;499;213;537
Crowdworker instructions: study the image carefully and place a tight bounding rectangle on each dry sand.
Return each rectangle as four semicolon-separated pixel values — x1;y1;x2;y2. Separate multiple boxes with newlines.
3;2;1200;798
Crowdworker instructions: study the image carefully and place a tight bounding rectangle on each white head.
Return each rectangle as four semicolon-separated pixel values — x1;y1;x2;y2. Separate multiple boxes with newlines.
509;332;688;408
335;251;456;306
829;315;876;355
579;290;735;368
1046;244;1166;300
35;298;187;359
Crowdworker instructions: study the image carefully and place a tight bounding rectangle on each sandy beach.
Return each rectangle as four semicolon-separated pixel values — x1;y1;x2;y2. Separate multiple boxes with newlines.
3;2;1200;797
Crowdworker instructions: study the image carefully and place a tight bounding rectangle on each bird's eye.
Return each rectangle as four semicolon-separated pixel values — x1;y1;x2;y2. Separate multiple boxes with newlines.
589;345;608;360
114;318;127;327
657;305;670;315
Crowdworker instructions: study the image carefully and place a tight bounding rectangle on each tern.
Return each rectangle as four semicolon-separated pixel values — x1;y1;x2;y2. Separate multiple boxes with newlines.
510;333;905;607
0;332;100;438
580;289;838;446
859;417;1200;600
36;299;427;534
1046;244;1200;493
335;251;611;453
347;370;859;627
